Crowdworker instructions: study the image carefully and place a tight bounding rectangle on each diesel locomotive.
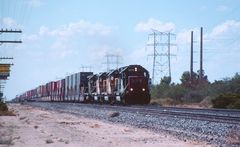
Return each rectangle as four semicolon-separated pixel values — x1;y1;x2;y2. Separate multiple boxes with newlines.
15;65;151;105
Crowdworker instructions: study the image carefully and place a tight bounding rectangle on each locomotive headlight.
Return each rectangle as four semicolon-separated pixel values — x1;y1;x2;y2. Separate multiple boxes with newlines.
142;88;145;91
130;88;133;91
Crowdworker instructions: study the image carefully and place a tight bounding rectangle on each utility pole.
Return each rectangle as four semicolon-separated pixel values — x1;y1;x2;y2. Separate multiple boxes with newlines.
0;28;22;101
199;27;203;80
190;31;193;82
168;32;172;79
103;53;122;72
146;29;176;84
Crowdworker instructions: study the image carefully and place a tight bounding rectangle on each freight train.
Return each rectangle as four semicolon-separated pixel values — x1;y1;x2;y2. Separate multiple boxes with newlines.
15;65;151;105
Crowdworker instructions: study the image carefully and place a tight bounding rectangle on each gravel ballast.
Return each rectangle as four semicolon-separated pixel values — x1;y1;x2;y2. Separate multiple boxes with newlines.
27;102;240;146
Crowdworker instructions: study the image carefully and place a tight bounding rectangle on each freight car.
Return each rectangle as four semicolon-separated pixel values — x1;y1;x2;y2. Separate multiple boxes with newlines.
15;65;151;105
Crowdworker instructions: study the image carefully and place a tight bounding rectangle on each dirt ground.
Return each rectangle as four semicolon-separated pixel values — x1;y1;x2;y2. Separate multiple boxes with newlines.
0;104;209;147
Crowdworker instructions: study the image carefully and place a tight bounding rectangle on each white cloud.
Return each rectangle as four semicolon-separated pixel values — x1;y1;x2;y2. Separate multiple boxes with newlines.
128;47;150;65
38;20;112;38
209;20;240;38
89;45;124;70
23;34;39;42
39;26;50;36
50;41;74;59
26;20;113;60
135;18;175;32
176;28;200;45
176;30;191;45
2;17;17;27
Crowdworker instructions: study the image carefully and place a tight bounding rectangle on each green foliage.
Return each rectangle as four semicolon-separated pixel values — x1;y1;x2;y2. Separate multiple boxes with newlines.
0;101;8;112
182;91;204;102
167;84;188;101
150;84;169;98
180;71;192;86
160;76;171;85
212;93;240;109
180;71;209;89
208;73;240;97
151;72;240;109
151;83;188;102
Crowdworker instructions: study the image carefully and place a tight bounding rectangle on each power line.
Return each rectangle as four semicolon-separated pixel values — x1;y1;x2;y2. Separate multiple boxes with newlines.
80;65;92;72
102;53;122;72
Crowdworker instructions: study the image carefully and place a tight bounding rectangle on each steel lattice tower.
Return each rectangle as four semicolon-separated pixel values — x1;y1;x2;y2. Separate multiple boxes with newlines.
103;53;122;72
146;29;176;84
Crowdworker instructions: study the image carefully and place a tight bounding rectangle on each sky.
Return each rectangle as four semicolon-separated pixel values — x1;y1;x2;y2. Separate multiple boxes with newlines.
0;0;240;100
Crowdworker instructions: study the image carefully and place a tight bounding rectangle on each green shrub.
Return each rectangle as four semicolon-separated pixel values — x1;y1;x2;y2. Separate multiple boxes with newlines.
167;85;187;101
212;93;240;109
151;72;240;106
0;101;8;111
182;91;204;103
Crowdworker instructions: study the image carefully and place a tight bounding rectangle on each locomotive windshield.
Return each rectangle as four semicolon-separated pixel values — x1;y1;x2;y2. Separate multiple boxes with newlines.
130;77;144;86
129;77;147;88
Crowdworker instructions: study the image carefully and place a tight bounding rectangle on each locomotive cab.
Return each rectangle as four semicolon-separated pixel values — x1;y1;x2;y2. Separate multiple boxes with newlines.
119;65;151;105
127;76;150;104
128;76;147;93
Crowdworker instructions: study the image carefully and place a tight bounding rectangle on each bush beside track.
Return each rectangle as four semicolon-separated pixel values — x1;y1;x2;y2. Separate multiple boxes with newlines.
0;101;15;116
212;93;240;109
151;72;240;109
0;101;8;111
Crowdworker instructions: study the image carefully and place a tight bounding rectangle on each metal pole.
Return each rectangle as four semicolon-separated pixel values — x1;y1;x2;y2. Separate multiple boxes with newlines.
168;32;171;78
200;27;203;79
190;31;193;81
152;32;156;84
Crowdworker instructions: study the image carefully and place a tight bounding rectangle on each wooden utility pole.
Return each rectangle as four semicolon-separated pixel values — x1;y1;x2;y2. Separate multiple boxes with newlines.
0;28;22;101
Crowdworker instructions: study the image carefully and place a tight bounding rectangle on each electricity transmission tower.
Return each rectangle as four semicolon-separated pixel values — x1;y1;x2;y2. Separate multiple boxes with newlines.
146;29;176;84
103;53;122;72
80;65;92;72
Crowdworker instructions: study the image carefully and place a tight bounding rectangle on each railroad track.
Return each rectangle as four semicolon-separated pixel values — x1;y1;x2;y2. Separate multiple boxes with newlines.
134;107;240;125
80;103;240;125
28;102;240;125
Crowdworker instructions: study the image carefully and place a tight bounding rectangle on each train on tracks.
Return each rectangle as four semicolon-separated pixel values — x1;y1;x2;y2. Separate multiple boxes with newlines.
15;65;151;105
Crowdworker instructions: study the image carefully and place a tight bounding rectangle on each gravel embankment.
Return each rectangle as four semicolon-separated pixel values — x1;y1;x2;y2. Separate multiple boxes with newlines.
27;102;240;146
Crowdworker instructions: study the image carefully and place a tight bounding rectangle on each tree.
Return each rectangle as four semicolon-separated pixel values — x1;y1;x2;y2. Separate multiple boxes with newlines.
180;71;198;87
180;71;191;85
160;76;171;86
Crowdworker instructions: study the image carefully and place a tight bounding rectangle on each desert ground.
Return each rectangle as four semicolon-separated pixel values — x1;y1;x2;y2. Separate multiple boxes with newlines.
0;104;209;147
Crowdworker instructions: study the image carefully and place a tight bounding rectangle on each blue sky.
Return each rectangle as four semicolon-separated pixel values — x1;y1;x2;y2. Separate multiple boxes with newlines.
0;0;240;100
